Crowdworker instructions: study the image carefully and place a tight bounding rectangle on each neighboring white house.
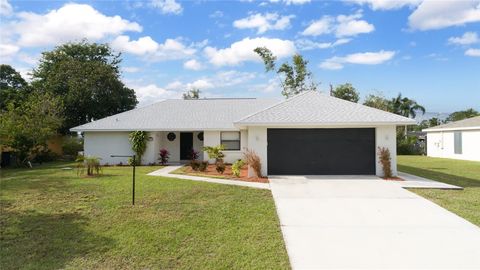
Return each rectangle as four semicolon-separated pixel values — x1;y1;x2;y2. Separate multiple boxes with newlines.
423;116;480;161
71;91;414;176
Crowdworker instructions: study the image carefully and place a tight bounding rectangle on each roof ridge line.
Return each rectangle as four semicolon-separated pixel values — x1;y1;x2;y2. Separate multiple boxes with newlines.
70;99;169;130
234;90;314;123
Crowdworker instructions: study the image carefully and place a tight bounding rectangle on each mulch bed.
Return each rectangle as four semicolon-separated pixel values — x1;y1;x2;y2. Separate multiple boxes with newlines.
383;177;405;181
181;164;269;183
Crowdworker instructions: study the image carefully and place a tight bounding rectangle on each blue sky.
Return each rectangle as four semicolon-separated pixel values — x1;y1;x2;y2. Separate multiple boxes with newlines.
1;0;479;113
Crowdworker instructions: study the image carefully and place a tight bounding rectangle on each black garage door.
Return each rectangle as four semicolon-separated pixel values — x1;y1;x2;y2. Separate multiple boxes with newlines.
267;128;375;175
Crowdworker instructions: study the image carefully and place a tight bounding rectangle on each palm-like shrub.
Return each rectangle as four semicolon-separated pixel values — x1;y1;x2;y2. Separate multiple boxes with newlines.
76;155;102;176
129;131;147;165
203;145;225;163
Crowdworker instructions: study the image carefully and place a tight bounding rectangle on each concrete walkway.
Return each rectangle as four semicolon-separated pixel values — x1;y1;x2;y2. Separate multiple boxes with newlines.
396;171;463;189
147;165;270;190
270;175;480;269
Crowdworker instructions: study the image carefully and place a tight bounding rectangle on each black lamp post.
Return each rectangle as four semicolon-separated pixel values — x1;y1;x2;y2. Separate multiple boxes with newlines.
111;154;136;205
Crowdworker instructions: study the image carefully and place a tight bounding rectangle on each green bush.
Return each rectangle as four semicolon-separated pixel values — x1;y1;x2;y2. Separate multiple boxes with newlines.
397;136;424;155
62;136;83;157
32;148;59;164
190;160;200;171
216;161;226;174
232;159;244;177
199;161;208;172
203;145;225;163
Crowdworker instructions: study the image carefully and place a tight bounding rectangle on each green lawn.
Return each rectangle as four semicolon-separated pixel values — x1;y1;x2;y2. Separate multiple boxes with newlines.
0;162;289;269
398;155;480;226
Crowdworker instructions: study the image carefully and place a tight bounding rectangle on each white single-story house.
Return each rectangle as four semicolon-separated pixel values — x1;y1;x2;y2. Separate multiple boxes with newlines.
71;91;414;176
423;116;480;161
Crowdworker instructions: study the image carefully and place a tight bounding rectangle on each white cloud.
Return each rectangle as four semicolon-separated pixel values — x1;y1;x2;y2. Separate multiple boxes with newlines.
150;0;183;15
302;13;374;37
152;38;196;61
111;35;197;61
301;17;333;36
233;13;294;34
131;83;180;106
183;59;204;70
320;50;396;70
335;13;375;37
465;48;480;57
13;3;141;47
0;0;12;16
409;0;480;30
296;38;351;50
209;10;223;18
284;0;311;5
204;37;296;66
111;35;159;55
123;67;140;73
251;78;280;93
346;0;421;10
448;32;479;45
165;70;256;91
0;43;19;58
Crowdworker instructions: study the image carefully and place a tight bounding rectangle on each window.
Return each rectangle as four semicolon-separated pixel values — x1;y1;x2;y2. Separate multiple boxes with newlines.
221;131;241;150
454;131;462;154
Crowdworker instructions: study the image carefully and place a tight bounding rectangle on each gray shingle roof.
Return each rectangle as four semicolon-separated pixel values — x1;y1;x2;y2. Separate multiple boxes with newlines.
71;98;279;131
423;116;480;132
235;91;415;126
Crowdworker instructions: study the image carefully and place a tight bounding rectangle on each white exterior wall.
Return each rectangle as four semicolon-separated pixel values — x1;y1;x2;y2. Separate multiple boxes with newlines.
246;126;268;176
203;130;248;163
84;131;205;165
84;132;133;165
427;130;480;161
245;125;398;177
375;126;397;176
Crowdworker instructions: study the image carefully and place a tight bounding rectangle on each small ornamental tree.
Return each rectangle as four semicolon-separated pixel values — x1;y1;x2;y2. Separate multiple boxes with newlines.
254;47;317;98
129;131;147;165
377;147;392;178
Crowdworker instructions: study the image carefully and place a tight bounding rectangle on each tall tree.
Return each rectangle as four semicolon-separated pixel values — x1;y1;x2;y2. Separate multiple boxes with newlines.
183;88;201;100
390;93;425;118
446;108;479;122
0;92;63;165
331;83;360;103
31;40;137;133
363;93;391;112
0;64;31;111
254;47;317;98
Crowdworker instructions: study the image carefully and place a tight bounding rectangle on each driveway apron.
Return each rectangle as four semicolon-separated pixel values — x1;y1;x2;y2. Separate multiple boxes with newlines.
269;176;480;269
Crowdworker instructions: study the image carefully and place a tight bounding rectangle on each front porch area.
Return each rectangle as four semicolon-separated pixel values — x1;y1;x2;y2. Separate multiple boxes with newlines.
144;131;205;164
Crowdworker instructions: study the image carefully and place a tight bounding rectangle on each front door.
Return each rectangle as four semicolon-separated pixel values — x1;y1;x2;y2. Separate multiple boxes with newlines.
180;132;193;160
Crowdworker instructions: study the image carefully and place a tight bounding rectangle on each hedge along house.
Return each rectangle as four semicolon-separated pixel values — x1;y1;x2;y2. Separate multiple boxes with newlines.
71;91;415;176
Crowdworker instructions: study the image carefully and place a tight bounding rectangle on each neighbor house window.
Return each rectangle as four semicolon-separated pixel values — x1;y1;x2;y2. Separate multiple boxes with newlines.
454;131;462;154
221;131;240;150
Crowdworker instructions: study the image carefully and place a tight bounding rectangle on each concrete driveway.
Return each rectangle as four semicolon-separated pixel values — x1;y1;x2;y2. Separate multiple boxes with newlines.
270;176;480;269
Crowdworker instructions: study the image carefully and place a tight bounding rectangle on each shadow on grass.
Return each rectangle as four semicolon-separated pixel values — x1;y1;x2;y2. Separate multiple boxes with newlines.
399;165;480;188
0;210;114;270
